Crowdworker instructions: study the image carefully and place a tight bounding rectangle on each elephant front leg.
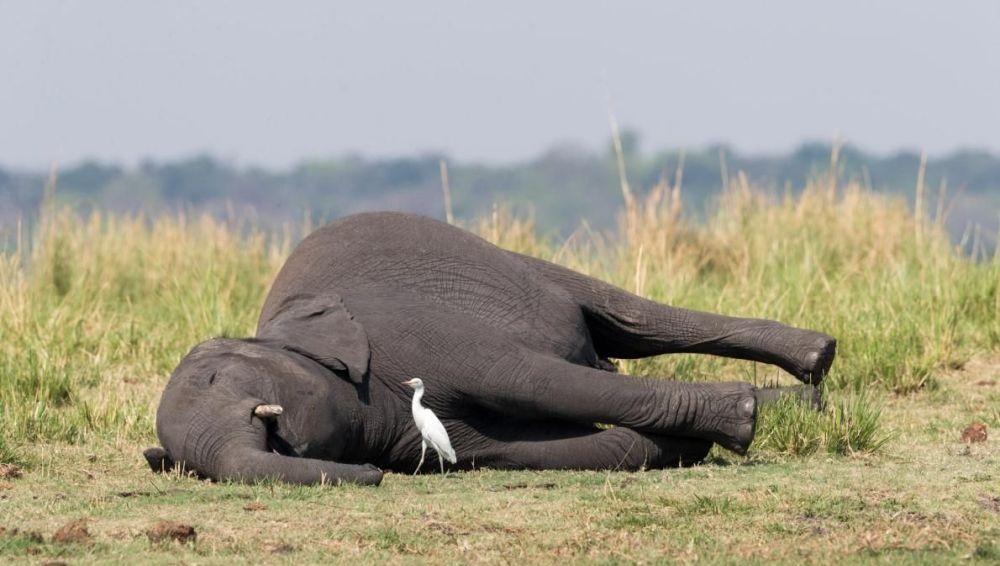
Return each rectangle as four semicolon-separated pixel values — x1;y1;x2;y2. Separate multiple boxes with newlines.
459;419;712;471
467;350;757;454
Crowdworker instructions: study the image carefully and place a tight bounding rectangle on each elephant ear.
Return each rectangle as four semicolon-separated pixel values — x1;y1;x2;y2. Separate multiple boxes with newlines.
258;292;370;383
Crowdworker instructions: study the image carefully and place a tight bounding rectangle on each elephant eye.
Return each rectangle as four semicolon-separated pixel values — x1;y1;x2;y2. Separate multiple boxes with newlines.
207;372;217;385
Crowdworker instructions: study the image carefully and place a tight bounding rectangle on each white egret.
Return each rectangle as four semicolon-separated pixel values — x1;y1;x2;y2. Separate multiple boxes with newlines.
402;378;456;474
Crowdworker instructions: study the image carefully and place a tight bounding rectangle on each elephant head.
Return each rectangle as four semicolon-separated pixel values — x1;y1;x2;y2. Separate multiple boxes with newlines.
145;293;384;486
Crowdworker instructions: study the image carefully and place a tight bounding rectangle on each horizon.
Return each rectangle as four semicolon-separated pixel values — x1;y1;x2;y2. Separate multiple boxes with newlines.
3;137;997;174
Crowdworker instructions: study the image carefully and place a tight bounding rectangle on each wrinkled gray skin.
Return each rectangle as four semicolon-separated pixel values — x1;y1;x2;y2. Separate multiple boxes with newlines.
146;212;835;486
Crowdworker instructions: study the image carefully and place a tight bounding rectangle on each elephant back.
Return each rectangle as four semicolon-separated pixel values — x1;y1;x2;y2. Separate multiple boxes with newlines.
258;212;592;362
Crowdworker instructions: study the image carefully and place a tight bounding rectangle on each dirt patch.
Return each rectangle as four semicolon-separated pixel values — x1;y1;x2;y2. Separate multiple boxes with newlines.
961;423;988;443
0;464;22;479
425;519;470;537
0;527;44;543
490;482;558;491
264;541;296;554
146;521;197;544
52;519;90;544
115;488;188;499
116;490;148;498
794;515;828;535
978;495;1000;514
243;501;267;512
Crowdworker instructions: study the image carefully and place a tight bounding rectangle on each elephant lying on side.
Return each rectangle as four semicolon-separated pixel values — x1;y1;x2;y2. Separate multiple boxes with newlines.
145;212;835;486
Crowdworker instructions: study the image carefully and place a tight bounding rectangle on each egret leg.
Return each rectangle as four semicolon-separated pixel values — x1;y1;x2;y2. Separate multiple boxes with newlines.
414;440;427;475
438;451;445;475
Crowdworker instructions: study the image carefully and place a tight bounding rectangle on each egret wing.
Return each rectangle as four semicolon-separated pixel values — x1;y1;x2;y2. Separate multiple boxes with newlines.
420;409;457;463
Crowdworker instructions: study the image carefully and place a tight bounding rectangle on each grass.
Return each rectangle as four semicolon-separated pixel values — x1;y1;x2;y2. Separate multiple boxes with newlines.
753;391;893;456
1;364;997;563
1;174;998;562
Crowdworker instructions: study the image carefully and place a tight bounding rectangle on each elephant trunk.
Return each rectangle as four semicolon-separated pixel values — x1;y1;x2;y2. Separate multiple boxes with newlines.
158;396;383;487
216;447;384;486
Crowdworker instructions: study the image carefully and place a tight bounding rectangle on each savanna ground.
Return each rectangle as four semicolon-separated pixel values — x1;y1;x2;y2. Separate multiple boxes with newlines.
1;169;998;563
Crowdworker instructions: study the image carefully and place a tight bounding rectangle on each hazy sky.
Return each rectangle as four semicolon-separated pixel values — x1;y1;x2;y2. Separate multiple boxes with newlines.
2;1;999;169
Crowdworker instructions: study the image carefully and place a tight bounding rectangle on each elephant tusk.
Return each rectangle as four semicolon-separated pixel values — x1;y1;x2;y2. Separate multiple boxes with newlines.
253;404;284;419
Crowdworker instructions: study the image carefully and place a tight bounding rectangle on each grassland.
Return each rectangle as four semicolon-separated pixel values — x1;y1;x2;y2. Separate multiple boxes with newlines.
1;176;998;563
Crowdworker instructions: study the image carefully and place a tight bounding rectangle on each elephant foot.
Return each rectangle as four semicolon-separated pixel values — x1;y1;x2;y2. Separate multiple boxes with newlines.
755;384;823;411
695;383;757;456
780;330;836;385
635;432;713;469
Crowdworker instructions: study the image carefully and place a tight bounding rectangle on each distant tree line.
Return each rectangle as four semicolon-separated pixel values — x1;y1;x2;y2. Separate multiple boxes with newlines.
2;137;998;242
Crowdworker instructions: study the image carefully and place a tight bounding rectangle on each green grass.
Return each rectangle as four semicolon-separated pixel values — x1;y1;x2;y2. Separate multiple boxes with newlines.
1;365;996;563
1;178;998;562
753;391;893;456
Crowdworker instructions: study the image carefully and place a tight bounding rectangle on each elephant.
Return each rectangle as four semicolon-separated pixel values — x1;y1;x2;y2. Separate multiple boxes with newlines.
144;212;835;486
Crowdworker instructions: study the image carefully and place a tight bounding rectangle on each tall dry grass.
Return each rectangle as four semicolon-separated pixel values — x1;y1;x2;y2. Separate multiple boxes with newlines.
0;177;997;462
0;210;290;454
477;177;998;394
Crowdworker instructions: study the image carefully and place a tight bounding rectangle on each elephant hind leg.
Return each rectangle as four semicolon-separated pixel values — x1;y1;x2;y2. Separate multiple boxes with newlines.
514;251;836;384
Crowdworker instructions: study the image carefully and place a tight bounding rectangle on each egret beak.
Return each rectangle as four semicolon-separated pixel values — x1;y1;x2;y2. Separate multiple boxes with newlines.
401;379;417;387
253;404;284;419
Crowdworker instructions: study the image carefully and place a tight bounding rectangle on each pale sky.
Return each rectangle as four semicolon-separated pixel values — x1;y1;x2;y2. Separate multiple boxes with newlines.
2;1;999;169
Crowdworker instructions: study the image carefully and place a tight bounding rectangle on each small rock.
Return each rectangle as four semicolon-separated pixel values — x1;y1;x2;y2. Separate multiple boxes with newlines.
146;520;196;544
243;501;267;512
961;423;988;443
0;464;22;479
52;519;91;544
